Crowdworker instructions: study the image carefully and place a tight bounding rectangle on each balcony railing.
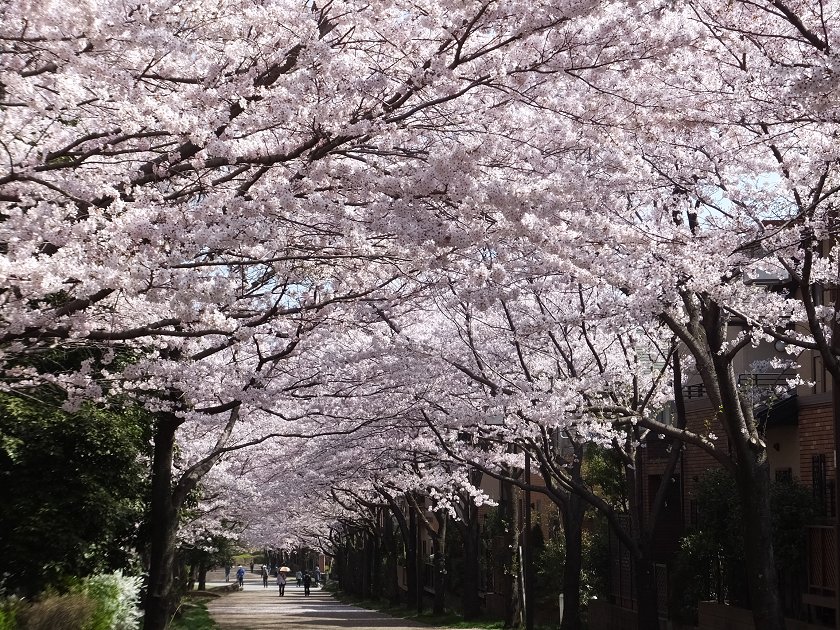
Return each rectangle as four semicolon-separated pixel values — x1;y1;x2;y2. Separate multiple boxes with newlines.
682;372;796;400
682;383;707;399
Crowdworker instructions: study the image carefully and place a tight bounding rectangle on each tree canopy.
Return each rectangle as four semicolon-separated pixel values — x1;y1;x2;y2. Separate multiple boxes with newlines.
4;2;840;629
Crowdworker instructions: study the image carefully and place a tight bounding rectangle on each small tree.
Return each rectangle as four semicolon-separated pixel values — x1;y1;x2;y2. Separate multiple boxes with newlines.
670;470;817;624
0;389;150;597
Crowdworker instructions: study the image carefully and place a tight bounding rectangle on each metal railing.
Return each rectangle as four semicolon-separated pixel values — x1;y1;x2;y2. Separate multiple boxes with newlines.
682;372;795;400
806;525;836;596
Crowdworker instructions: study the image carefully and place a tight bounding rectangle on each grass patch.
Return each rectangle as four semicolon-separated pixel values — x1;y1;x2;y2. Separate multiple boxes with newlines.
169;597;220;630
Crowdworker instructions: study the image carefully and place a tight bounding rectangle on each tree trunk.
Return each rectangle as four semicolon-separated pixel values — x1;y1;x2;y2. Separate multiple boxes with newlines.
708;337;786;630
408;504;418;610
432;511;447;615
523;454;533;630
186;561;195;593
416;507;425;616
372;525;383;599
499;478;517;628
363;530;374;598
560;492;585;630
197;559;208;591
737;456;786;630
383;513;401;605
143;413;180;630
622;434;659;630
634;553;660;630
461;502;482;619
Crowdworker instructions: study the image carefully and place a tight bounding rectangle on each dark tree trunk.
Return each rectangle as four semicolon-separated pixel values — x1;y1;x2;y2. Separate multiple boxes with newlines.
634;553;660;630
708;337;785;630
354;533;365;596
197;559;208;591
738;456;786;630
499;478;517;628
361;532;371;597
372;525;383;599
416;506;425;616
340;541;348;592
432;511;447;615
186;561;196;593
383;495;412;607
560;492;585;630
347;536;358;595
622;433;660;630
143;413;181;630
408;504;418;610
383;513;401;605
461;499;482;620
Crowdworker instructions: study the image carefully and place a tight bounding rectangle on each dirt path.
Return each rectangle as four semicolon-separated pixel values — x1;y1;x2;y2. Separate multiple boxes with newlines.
205;576;434;629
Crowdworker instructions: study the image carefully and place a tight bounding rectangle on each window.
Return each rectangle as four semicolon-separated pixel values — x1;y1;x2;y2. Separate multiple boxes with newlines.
813;454;828;516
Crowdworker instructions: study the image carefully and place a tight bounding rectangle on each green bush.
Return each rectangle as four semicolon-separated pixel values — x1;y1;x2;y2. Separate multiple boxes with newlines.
535;534;564;600
74;571;143;630
0;571;142;630
0;391;150;597
669;471;817;624
0;603;18;630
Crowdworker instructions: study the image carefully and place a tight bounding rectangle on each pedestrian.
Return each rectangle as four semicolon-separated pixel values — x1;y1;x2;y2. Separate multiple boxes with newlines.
296;570;302;587
224;564;231;582
277;571;286;597
236;565;245;589
250;560;255;573
302;571;312;596
314;566;321;586
261;564;269;588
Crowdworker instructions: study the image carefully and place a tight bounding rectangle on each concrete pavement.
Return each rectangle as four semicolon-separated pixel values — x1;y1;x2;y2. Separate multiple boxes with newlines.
204;570;435;629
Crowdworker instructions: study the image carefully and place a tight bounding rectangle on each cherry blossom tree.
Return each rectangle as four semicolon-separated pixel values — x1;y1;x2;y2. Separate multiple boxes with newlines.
7;3;840;630
1;1;590;626
367;267;683;629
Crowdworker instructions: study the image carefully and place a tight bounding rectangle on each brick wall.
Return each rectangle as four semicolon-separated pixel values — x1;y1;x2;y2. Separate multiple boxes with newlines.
679;399;729;526
654;394;836;523
798;394;835;518
798;394;835;488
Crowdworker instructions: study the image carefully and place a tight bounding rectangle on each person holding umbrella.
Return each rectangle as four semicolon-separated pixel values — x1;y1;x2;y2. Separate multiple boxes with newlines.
277;567;288;597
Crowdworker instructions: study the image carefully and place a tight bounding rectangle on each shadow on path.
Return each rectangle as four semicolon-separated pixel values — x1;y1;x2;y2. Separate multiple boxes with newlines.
205;574;437;630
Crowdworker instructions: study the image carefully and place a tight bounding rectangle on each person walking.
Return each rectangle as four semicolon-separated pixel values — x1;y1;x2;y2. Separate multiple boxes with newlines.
277;571;286;597
302;571;312;596
295;570;302;587
224;564;231;582
236;565;245;590
261;564;269;588
314;566;321;586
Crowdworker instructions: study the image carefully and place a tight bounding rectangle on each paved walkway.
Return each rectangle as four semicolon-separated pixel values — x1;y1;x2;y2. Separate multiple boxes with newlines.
204;570;432;629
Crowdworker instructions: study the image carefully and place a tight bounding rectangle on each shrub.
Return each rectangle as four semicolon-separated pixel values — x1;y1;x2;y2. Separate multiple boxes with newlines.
669;471;818;623
0;599;20;630
0;571;142;630
18;593;95;630
76;571;144;630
